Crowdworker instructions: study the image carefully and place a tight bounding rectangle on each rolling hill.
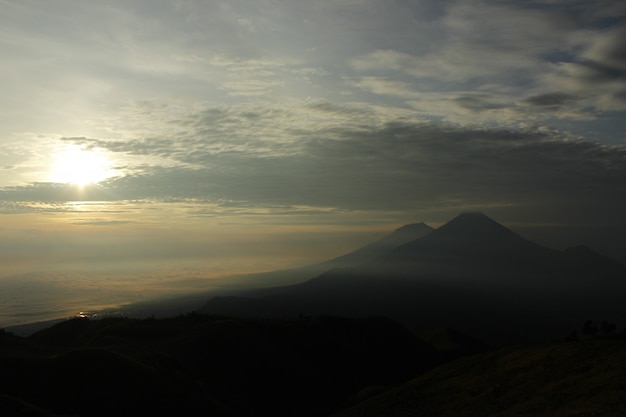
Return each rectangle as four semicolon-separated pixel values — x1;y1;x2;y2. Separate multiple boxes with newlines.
335;338;626;417
3;313;624;417
0;313;449;417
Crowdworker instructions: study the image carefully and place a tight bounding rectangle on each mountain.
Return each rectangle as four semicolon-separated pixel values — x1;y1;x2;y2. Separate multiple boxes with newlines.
323;222;434;268
393;212;551;257
373;212;568;279
202;213;626;346
384;213;625;285
205;221;434;292
562;244;626;276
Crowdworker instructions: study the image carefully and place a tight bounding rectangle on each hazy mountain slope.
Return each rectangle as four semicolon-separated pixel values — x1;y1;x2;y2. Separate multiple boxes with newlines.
562;244;626;276
5;223;434;338
323;222;434;268
202;213;626;345
207;222;434;292
381;213;625;282
335;339;626;417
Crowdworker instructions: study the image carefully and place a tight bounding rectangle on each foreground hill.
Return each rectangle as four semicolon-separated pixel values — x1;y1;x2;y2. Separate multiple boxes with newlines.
2;314;625;417
203;213;626;345
0;313;448;417
335;338;626;417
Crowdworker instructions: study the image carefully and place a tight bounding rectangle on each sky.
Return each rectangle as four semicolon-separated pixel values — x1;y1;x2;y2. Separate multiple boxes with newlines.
1;0;625;324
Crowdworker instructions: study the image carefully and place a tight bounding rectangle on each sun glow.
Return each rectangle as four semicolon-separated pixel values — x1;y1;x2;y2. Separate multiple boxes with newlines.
49;146;116;186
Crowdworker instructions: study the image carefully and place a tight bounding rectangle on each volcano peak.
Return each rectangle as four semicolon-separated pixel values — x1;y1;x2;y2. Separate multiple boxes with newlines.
434;212;515;239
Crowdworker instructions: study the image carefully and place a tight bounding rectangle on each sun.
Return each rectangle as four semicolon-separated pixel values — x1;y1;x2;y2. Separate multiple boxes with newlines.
49;146;115;186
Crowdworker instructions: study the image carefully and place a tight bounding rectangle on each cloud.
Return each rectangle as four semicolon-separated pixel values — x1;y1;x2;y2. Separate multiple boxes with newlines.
349;77;422;99
558;60;626;86
1;1;625;222
521;92;579;108
2;98;623;230
71;220;135;226
582;26;626;71
350;50;435;80
134;117;626;224
534;24;626;116
345;2;626;135
453;95;508;112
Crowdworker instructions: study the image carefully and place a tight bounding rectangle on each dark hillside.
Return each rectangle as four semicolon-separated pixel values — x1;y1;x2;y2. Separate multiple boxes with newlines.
325;222;434;267
335;338;626;417
1;314;447;417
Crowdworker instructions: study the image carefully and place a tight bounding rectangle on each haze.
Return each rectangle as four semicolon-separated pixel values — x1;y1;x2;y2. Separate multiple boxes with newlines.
1;0;625;327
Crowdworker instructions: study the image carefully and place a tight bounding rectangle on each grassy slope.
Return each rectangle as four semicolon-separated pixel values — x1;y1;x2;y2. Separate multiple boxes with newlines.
1;314;444;417
4;315;625;417
335;339;626;417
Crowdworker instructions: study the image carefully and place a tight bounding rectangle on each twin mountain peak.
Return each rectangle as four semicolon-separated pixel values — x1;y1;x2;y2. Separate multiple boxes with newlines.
386;212;541;254
396;212;523;243
354;212;622;275
203;212;626;346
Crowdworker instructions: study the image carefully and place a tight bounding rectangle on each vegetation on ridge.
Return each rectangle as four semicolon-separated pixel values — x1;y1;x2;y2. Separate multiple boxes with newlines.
335;339;626;417
0;313;448;417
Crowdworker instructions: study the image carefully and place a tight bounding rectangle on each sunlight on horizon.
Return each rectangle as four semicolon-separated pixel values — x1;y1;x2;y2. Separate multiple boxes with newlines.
48;146;116;186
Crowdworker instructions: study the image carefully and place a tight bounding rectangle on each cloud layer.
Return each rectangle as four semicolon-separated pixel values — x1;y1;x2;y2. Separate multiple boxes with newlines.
2;106;624;227
0;0;624;256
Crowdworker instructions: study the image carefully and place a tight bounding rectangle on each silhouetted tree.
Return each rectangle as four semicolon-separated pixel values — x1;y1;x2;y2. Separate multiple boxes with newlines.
582;320;598;338
600;320;616;336
564;330;578;342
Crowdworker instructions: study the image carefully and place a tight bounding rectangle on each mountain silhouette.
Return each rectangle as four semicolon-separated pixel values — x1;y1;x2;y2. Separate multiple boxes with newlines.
376;212;563;279
203;213;626;345
323;222;434;267
562;244;626;276
406;212;543;252
205;221;434;292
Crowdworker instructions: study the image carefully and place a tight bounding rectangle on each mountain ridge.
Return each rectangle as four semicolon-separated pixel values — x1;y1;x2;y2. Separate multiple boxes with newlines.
383;212;559;265
202;212;626;346
321;222;434;268
203;221;434;293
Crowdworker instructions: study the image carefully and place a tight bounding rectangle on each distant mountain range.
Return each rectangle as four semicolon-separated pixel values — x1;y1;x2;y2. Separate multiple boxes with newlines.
4;213;624;416
203;213;626;345
4;214;625;416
